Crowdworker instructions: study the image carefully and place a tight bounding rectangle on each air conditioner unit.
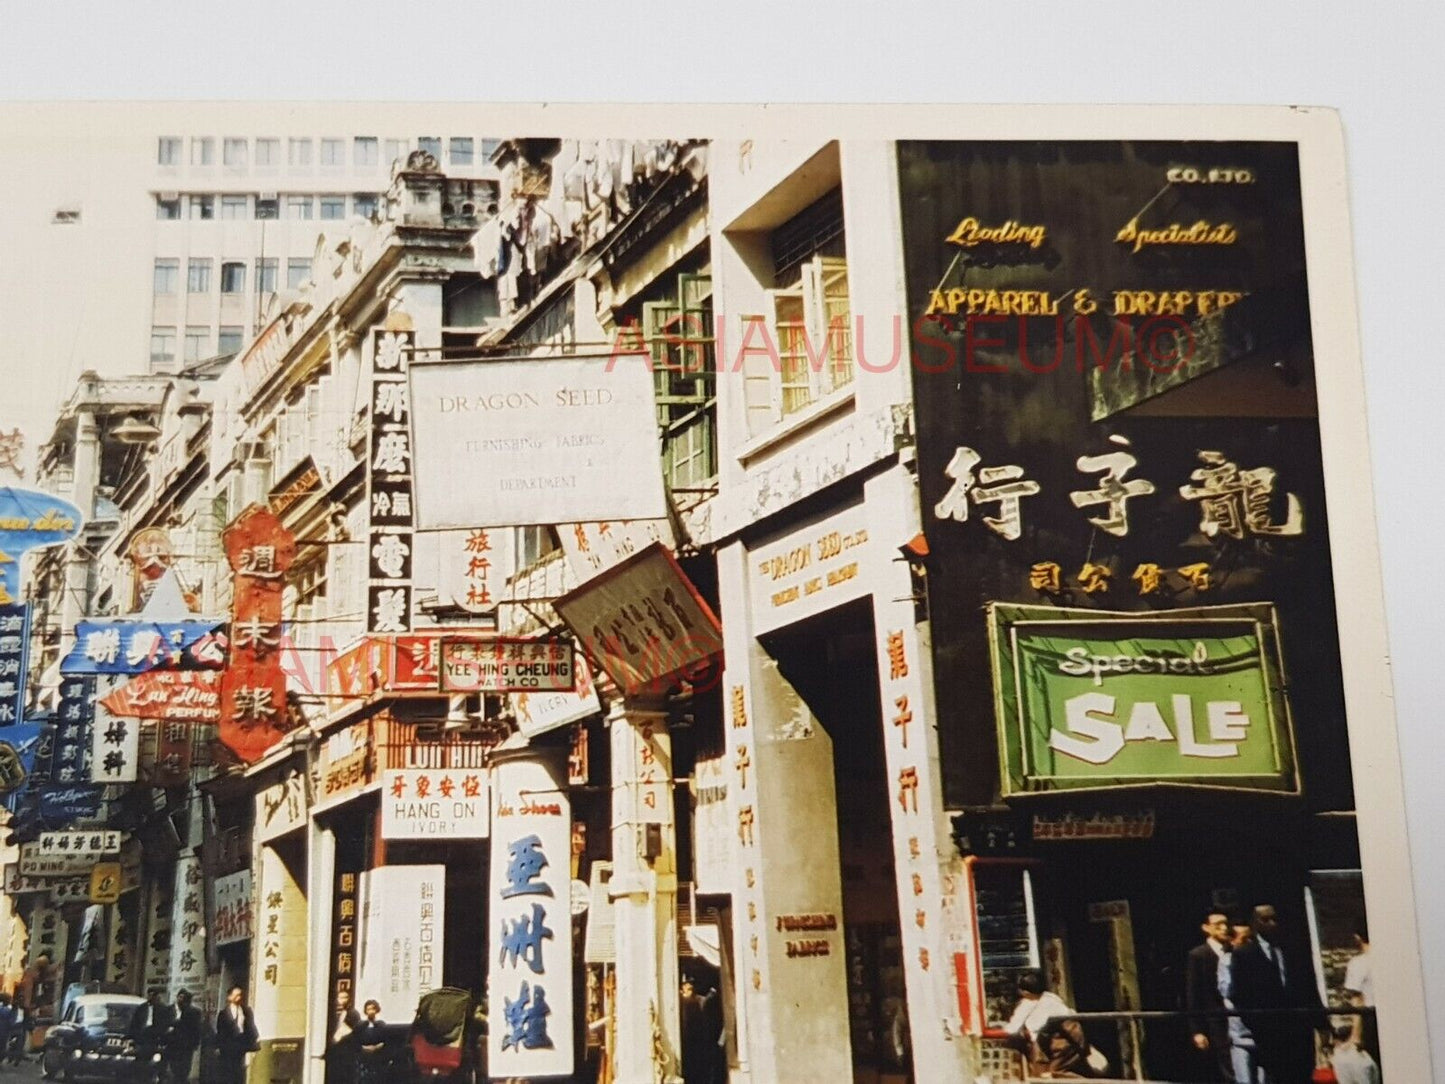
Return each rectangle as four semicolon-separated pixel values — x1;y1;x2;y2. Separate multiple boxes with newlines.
259;191;278;201
159;191;179;201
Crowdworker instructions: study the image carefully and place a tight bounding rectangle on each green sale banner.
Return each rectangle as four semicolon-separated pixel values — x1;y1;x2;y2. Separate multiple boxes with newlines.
988;602;1298;795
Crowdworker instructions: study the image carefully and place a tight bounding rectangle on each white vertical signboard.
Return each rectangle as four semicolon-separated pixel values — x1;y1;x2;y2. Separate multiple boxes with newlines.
168;854;208;996
90;677;140;783
489;757;573;1079
356;865;446;1012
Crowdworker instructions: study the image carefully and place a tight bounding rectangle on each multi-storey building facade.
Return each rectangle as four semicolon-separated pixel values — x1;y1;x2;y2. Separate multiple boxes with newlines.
148;129;500;373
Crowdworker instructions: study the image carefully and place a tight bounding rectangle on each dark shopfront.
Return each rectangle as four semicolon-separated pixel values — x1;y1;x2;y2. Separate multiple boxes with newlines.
954;797;1365;1081
762;598;914;1084
897;139;1373;1078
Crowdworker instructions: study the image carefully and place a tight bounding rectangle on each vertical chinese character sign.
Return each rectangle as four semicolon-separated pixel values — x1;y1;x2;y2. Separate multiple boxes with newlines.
219;505;296;762
489;756;573;1079
52;676;94;784
354;865;445;1010
169;854;206;995
367;330;415;634
90;678;139;783
331;870;360;1007
142;876;174;998
0;603;30;726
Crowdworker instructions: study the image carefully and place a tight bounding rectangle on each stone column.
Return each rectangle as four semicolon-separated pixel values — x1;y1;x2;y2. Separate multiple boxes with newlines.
608;698;682;1084
864;463;974;1082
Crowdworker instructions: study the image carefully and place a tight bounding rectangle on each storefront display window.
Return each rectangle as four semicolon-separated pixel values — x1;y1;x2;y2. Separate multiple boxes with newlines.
972;861;1041;1029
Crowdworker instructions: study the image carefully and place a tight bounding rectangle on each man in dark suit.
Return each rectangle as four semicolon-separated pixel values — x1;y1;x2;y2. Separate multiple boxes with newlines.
214;985;259;1084
164;990;204;1083
1186;909;1235;1081
128;990;176;1064
1228;904;1325;1083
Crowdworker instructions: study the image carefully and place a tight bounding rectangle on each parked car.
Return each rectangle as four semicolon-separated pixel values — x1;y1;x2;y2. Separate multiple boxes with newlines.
58;983;129;1027
41;994;157;1082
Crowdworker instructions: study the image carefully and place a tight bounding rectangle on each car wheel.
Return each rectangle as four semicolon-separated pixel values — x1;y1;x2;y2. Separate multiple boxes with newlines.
41;1046;67;1079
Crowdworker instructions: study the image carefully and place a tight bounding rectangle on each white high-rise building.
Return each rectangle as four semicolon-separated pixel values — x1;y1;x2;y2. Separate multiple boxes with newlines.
1;104;511;477
148;128;500;372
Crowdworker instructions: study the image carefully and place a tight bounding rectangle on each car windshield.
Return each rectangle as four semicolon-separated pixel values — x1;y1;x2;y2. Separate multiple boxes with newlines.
81;1003;137;1030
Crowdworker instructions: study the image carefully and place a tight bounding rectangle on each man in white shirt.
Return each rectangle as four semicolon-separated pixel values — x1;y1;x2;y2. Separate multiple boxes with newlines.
1343;921;1377;1061
1005;971;1093;1077
1005;973;1074;1040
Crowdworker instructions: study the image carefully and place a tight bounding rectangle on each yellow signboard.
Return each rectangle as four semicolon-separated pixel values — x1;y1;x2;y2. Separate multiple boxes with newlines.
89;862;121;904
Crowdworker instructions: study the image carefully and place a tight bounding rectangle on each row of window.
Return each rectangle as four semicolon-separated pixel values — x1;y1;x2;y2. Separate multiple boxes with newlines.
150;324;247;368
153;257;310;297
156;192;379;221
157;136;499;170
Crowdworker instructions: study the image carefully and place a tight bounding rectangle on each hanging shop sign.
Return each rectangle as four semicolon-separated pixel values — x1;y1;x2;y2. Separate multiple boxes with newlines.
382;768;490;840
331;868;361;1005
169;855;207;993
100;670;221;723
257;771;309;842
318;722;374;805
558;518;675;584
391;633;444;690
267;457;323;517
748;502;871;637
555;542;723;698
104;887;131;986
142;877;174;998
1031;811;1156;841
90;682;140;783
489;756;574;1080
148;719;194;787
0;603;30;725
219;504;297;762
409;354;669;530
19;849;106;877
38;783;104;824
89;862;122;905
212;869;254;947
36;830;121;855
511;654;600;738
567;725;589;786
61;620;229;674
51;675;94;785
355;864;446;1011
4;867;87;899
692;756;732;895
325;635;392;717
437;527;516;614
27;904;68;1020
988;602;1298;796
440;637;576;694
366;329;416;634
0;486;84;605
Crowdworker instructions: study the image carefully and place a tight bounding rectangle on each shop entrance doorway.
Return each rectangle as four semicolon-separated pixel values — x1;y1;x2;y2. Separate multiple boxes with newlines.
764;600;913;1084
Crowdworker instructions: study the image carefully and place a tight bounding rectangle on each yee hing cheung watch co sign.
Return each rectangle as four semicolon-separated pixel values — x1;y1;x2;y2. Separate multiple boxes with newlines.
988;603;1299;796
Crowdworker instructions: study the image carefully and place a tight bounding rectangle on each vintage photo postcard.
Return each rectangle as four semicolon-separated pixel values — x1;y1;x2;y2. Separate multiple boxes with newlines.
0;102;1426;1083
